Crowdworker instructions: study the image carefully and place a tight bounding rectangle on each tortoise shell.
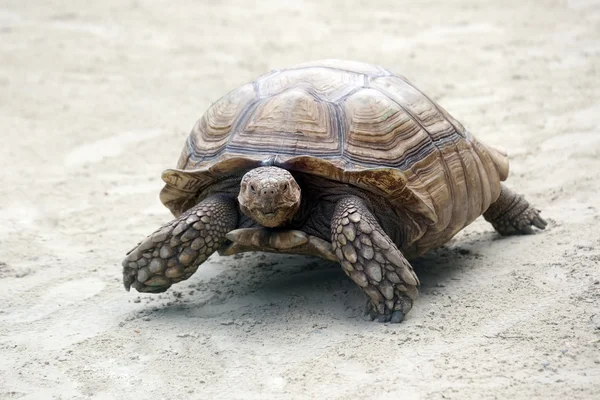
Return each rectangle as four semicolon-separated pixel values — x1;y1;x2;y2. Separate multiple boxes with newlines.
160;59;509;255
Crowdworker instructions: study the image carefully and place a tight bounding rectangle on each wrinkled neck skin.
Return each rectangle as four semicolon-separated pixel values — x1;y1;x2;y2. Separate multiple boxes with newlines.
237;166;301;228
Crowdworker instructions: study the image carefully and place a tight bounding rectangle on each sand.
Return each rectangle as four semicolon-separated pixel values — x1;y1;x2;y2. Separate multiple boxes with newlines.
1;0;599;398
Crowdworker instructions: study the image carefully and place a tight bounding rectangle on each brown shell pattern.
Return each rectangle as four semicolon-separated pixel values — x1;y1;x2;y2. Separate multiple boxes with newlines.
161;60;509;254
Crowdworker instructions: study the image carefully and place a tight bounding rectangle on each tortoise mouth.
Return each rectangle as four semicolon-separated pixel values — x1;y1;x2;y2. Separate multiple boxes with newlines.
248;206;299;228
256;209;285;226
262;209;280;217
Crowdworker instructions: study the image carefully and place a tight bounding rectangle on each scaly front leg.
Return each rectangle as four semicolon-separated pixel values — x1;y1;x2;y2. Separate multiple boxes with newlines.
122;194;238;293
331;196;419;323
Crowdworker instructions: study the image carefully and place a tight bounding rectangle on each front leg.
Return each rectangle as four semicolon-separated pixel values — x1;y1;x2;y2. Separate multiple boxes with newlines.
331;196;419;323
122;194;237;293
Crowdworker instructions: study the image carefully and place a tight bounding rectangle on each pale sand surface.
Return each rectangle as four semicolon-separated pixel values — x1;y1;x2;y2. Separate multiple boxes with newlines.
1;0;599;398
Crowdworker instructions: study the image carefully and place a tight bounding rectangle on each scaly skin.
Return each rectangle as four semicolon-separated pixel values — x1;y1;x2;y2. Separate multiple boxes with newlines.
484;184;547;235
122;194;237;293
331;196;419;323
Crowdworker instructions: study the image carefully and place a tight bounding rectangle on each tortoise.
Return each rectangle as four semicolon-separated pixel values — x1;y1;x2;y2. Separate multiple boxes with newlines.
122;59;547;323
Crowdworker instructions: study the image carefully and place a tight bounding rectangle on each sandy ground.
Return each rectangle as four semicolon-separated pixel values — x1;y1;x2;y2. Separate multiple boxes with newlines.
1;0;599;398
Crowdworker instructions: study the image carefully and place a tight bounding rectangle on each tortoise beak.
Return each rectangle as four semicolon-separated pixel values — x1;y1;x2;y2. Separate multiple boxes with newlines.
256;208;287;227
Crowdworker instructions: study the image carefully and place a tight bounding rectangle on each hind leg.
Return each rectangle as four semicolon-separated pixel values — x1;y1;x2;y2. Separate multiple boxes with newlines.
484;184;547;235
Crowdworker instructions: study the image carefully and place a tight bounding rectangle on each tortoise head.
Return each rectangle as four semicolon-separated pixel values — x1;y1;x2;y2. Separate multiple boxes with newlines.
238;166;301;228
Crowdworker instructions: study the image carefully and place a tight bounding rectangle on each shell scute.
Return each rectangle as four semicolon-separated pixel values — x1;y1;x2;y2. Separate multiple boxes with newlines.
257;67;363;102
342;88;433;168
231;89;341;156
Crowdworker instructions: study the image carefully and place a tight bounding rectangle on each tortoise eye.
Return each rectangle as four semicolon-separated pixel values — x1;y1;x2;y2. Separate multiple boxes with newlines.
282;183;289;191
250;184;256;193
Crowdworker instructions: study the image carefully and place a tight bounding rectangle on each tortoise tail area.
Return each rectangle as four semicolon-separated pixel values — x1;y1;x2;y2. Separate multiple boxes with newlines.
407;132;511;255
479;140;510;182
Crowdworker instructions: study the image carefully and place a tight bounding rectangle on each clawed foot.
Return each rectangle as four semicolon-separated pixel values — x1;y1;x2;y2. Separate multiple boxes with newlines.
484;185;548;235
502;206;547;235
365;294;413;323
122;194;237;293
487;202;548;236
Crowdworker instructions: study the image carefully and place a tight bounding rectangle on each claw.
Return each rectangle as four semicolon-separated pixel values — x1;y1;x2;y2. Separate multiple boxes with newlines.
520;225;534;234
366;301;407;323
390;310;405;323
533;215;547;230
138;285;169;293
